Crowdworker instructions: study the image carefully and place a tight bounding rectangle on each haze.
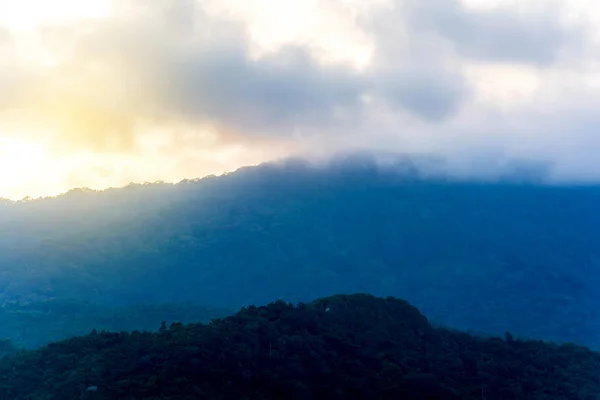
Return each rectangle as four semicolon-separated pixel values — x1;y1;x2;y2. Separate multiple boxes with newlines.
0;0;598;199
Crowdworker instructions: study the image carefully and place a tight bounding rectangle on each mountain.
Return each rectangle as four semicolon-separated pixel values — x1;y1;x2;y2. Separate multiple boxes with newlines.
1;154;600;348
1;293;599;399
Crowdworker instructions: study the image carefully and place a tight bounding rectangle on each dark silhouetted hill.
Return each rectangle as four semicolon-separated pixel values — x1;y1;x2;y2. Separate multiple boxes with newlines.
1;294;599;400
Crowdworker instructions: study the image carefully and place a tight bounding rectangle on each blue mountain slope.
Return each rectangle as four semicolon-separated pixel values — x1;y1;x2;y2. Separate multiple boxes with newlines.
1;155;599;348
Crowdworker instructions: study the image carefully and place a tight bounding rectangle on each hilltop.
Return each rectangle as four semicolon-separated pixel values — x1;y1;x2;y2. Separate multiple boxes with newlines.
1;294;599;399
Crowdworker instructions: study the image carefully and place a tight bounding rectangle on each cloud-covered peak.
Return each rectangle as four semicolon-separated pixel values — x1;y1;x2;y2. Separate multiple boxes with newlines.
0;0;598;199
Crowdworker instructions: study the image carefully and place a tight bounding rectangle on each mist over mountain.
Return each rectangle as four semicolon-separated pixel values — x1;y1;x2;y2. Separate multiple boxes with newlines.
1;152;599;349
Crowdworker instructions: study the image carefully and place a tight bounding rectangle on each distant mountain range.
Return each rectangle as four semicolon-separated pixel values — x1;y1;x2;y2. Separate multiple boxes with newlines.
1;153;599;348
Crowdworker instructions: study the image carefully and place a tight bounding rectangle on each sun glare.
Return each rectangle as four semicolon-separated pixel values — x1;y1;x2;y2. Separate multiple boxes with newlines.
0;0;115;200
0;137;59;200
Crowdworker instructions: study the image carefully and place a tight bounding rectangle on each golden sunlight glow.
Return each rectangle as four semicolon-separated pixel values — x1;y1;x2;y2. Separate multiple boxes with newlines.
0;0;111;31
0;137;59;199
0;138;45;170
0;122;293;200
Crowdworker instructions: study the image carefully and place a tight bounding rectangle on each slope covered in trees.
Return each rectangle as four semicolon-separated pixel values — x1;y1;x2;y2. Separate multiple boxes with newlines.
1;154;599;349
1;294;599;400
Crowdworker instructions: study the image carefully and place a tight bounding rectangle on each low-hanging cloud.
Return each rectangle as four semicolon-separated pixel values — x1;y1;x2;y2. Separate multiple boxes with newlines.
0;0;598;198
168;45;368;134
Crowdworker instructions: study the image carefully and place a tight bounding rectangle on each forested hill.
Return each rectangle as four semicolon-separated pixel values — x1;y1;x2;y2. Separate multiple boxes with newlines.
1;154;600;348
1;294;600;400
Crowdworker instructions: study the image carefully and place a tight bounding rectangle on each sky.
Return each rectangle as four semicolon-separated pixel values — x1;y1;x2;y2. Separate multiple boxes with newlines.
0;0;599;199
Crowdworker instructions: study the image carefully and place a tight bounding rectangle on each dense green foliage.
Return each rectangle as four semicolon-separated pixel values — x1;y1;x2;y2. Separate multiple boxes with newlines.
1;155;600;349
1;294;599;399
0;299;232;349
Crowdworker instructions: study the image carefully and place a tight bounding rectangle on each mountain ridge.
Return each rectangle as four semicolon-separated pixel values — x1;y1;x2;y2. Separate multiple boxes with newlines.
0;153;599;348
